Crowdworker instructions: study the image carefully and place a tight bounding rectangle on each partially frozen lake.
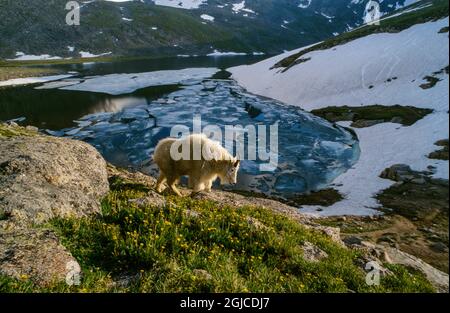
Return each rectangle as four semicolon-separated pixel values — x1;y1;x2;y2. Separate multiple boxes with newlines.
0;56;359;198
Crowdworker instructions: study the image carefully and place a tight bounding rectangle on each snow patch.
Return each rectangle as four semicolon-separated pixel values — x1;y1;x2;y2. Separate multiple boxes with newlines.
40;68;219;95
7;52;62;61
79;51;112;58
200;14;215;22
0;75;74;87
230;18;449;216
207;50;247;56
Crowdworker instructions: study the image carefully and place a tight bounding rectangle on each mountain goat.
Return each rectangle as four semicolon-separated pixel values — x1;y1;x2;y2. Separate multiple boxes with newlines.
153;134;240;196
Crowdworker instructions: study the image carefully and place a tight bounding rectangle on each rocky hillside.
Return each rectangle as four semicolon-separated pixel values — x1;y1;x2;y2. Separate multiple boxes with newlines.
0;0;419;59
228;0;449;278
230;0;449;215
0;123;448;292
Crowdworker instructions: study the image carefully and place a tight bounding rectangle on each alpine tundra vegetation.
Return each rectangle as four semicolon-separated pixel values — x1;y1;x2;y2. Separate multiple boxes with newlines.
0;0;448;294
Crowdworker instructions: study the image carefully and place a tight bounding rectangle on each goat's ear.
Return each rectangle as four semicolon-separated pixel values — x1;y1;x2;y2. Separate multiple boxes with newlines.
234;159;240;167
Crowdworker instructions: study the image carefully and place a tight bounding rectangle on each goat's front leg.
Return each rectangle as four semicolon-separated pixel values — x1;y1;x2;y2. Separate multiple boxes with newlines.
156;173;166;193
204;179;213;192
167;177;182;197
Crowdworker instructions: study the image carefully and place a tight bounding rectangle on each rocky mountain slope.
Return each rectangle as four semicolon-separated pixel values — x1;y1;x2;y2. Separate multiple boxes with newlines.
229;0;449;276
0;123;447;292
229;0;449;215
0;0;419;59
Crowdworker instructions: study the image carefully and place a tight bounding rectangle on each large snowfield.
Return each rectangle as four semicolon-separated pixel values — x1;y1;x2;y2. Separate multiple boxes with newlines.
229;17;449;216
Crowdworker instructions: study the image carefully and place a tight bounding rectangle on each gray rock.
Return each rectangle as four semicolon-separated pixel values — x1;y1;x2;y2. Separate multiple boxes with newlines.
25;125;39;133
0;131;109;227
380;164;412;181
316;226;345;246
183;209;201;219
360;241;377;249
128;191;166;208
343;236;363;247
380;164;430;183
0;228;79;287
382;246;449;293
6;121;19;127
193;269;212;280
0;125;110;286
113;273;141;288
302;241;328;262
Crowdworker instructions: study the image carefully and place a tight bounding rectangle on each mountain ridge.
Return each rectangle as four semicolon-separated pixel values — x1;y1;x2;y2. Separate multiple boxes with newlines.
0;0;419;59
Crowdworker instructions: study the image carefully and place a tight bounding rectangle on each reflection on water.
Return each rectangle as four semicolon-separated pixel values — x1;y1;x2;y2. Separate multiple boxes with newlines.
89;97;147;115
0;84;179;129
43;55;269;77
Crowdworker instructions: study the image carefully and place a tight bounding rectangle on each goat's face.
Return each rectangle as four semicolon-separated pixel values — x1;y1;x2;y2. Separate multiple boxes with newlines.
219;159;240;185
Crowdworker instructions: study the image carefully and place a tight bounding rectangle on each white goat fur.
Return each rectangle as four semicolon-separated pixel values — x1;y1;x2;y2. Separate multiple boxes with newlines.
153;134;240;196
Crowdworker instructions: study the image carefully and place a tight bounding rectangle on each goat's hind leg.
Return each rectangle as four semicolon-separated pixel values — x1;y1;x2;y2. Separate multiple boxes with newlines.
167;176;182;197
156;172;167;193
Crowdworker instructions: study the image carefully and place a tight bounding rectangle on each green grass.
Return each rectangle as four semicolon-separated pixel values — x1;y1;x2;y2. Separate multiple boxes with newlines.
428;139;449;160
0;124;36;137
0;211;10;221
0;66;64;82
273;0;449;70
311;105;433;127
0;179;435;293
0;55;158;68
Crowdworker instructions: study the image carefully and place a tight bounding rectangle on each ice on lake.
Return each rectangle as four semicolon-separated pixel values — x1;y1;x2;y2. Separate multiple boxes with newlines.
59;79;360;199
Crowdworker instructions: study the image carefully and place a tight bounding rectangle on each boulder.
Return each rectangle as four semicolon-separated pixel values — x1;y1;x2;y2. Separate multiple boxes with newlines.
193;269;213;281
343;236;363;247
380;164;413;182
301;241;328;262
316;226;345;246
0;124;109;286
0;228;79;287
382;246;449;293
128;191;166;208
379;164;434;183
0;128;109;227
344;235;449;293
